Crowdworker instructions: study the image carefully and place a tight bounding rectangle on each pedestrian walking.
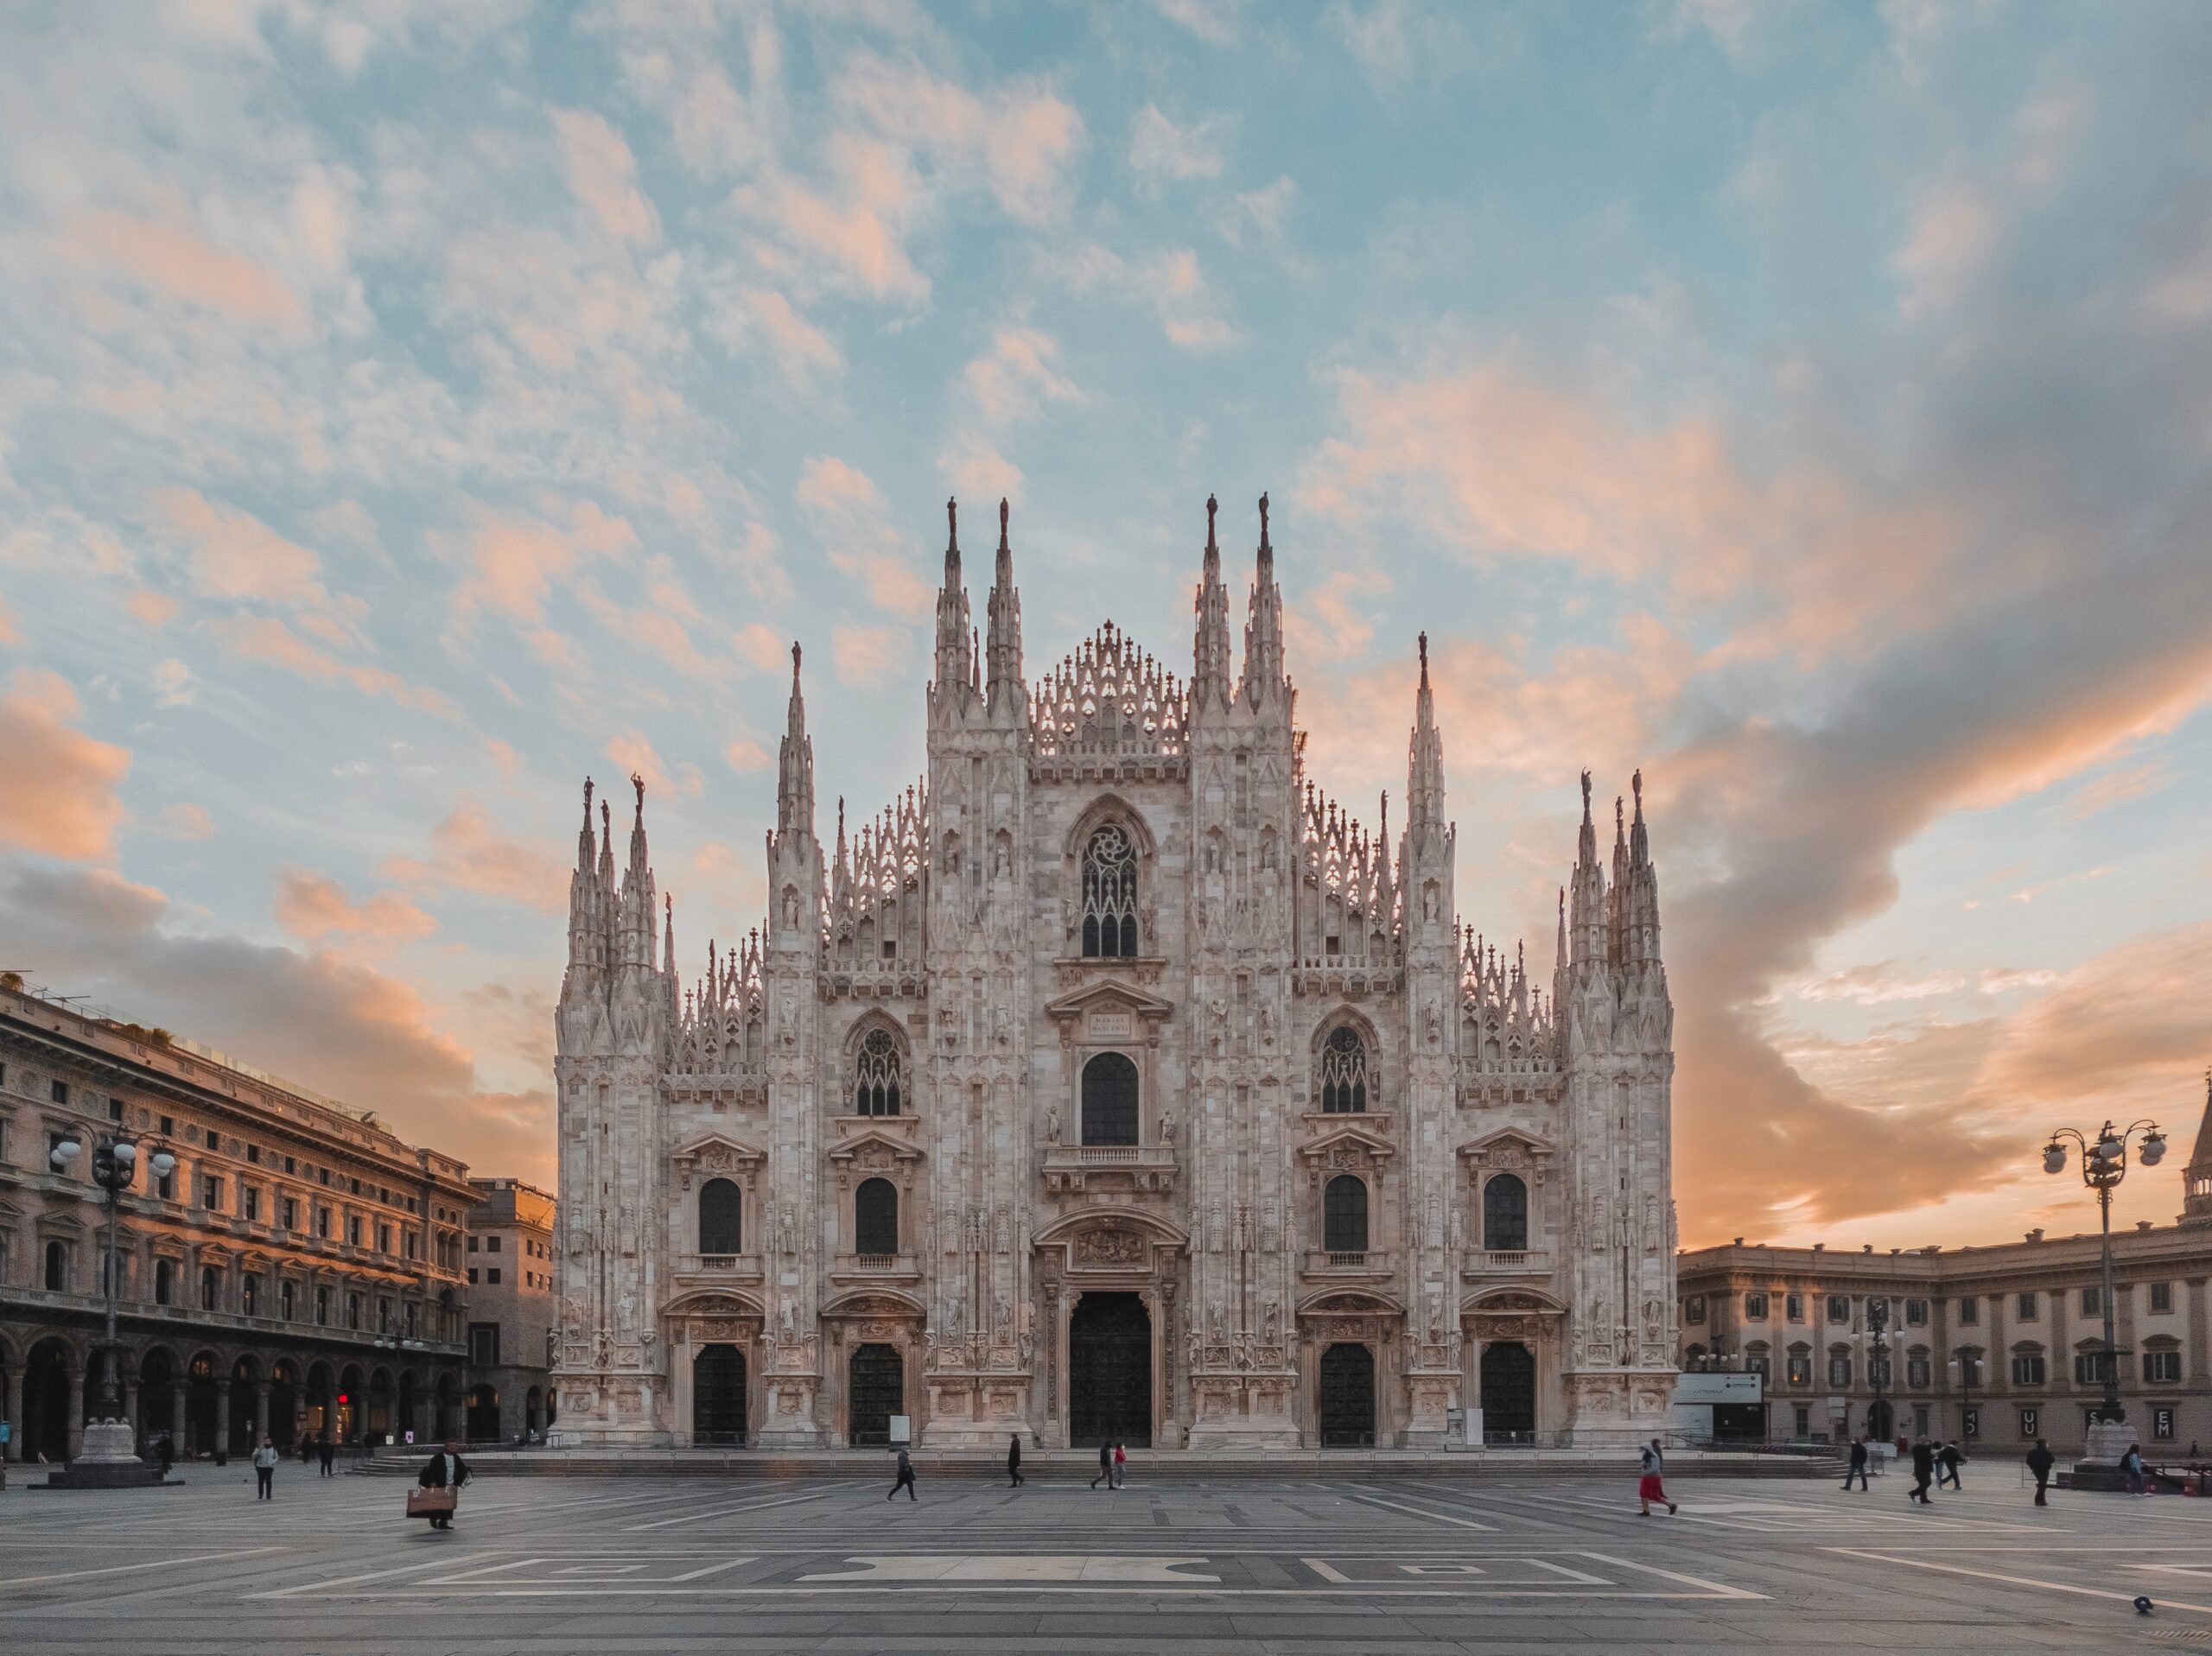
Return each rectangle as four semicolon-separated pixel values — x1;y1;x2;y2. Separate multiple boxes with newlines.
298;1434;314;1467
156;1433;175;1480
1907;1438;1935;1504
2125;1443;2147;1496
887;1446;918;1501
1842;1434;1870;1492
1113;1442;1128;1489
1007;1434;1023;1488
2025;1438;2056;1506
252;1434;278;1501
1090;1441;1112;1489
1937;1439;1965;1490
1637;1438;1677;1516
415;1439;471;1530
316;1433;335;1477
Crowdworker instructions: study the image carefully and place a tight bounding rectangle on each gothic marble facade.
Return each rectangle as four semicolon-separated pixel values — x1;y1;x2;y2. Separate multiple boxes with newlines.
553;497;1677;1450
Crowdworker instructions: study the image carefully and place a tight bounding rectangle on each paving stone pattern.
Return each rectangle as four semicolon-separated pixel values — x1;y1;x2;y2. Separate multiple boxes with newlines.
1;1467;2204;1651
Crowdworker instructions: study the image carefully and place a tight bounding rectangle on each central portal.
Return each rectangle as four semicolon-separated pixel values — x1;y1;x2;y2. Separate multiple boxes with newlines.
1069;1291;1152;1448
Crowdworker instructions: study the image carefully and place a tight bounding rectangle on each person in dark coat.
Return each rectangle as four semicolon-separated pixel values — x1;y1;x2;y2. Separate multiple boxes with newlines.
155;1434;175;1478
1842;1435;1870;1492
2025;1439;2056;1506
316;1433;335;1477
1007;1434;1023;1488
416;1439;471;1529
887;1446;917;1501
1907;1438;1936;1504
1090;1441;1112;1490
1937;1440;1965;1489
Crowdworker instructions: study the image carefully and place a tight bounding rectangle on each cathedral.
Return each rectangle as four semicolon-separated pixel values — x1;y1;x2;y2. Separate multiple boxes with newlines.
552;495;1677;1451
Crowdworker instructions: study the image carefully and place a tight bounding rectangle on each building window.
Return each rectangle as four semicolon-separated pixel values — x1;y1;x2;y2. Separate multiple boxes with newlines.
1794;1405;1811;1437
316;1209;329;1240
1786;1355;1812;1387
854;1027;904;1116
378;1297;391;1332
378;1223;391;1253
200;1265;219;1310
469;1323;499;1366
245;1187;260;1222
2017;1292;2037;1320
1483;1174;1529;1252
281;1281;295;1320
405;1301;419;1337
2151;1282;2175;1314
1079;825;1139;958
2072;1351;2113;1386
282;1196;297;1230
1684;1295;1707;1326
1904;1298;1928;1326
242;1274;260;1317
1827;1295;1851;1325
486;1268;501;1285
1906;1355;1931;1388
49;1078;68;1105
156;1165;174;1200
1827;1355;1853;1387
155;1257;175;1305
486;1234;501;1254
1746;1349;1770;1381
1319;1026;1370;1113
1323;1174;1370;1255
44;1239;69;1291
109;1096;124;1121
346;1292;361;1329
2080;1286;2101;1316
2145;1349;2183;1384
348;1216;362;1247
1785;1293;1804;1323
1958;1296;1979;1325
1079;1051;1140;1146
1744;1291;1769;1321
699;1178;743;1255
467;1235;478;1253
1868;1357;1891;1389
2012;1353;2047;1386
315;1286;329;1325
854;1177;899;1257
467;1268;478;1285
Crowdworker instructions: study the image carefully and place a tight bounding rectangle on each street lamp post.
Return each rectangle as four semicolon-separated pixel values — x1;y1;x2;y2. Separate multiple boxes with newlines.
47;1130;175;1484
2042;1119;2165;1469
1866;1298;1890;1439
1949;1348;1977;1442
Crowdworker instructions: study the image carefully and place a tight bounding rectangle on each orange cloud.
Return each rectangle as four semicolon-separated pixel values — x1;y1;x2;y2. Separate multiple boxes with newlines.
152;488;331;610
209;615;457;717
0;668;130;860
275;869;439;943
742;136;930;303
0;594;19;645
64;211;304;327
381;797;569;915
794;456;933;616
552;107;660;245
605;731;703;798
449;499;638;626
126;590;180;628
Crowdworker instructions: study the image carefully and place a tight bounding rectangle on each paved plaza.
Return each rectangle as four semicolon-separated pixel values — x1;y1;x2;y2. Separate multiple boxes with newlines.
3;1465;2209;1652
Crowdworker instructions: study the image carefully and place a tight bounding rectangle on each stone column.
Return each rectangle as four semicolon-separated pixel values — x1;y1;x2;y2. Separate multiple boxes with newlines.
123;1379;140;1446
65;1366;86;1460
255;1381;272;1443
213;1379;232;1460
169;1380;186;1449
2;1364;23;1461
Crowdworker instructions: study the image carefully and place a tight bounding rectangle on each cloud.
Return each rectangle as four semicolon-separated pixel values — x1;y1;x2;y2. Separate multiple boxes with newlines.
605;730;703;799
150;488;333;612
448;500;637;625
551;107;660;245
832;620;909;688
160;803;213;842
741;136;931;304
275;868;439;942
1128;105;1228;189
722;734;770;772
1791;962;1967;1006
62;211;304;329
0;669;130;860
1325;0;1478;88
1046;243;1239;352
152;657;195;707
794;455;933;616
732;623;791;675
2058;758;2171;822
0;596;19;645
0;863;549;1180
209;616;458;717
380;797;569;914
830;54;1084;227
1225;175;1297;244
1152;0;1245;43
961;327;1079;428
712;285;844;388
126;590;180;628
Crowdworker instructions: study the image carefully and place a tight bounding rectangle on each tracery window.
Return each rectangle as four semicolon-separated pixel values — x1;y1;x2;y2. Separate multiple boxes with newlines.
699;1177;742;1255
1319;1026;1369;1114
1324;1175;1370;1254
854;1028;903;1117
1080;825;1139;958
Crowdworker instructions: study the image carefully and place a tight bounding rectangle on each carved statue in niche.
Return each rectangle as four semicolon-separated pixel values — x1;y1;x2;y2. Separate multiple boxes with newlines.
1159;1110;1175;1144
1264;1298;1280;1342
1046;1107;1060;1145
1257;1005;1274;1050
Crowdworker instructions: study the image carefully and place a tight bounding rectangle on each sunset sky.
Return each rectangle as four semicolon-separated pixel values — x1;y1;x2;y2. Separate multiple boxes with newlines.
3;1;2209;1250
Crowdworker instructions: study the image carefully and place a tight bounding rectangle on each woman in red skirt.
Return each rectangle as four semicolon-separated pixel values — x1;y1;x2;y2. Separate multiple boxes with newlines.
1638;1437;1678;1516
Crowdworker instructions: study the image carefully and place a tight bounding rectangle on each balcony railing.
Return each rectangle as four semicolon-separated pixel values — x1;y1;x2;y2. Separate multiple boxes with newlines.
1463;1247;1552;1277
855;1253;898;1271
1328;1251;1368;1267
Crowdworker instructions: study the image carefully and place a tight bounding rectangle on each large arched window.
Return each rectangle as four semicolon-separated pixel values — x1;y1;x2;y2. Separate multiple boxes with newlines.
855;1177;899;1257
1081;1051;1140;1146
200;1265;220;1310
1319;1025;1370;1113
1483;1174;1529;1252
854;1027;902;1116
1324;1175;1370;1254
699;1177;743;1255
155;1257;175;1305
44;1240;68;1291
1080;825;1139;958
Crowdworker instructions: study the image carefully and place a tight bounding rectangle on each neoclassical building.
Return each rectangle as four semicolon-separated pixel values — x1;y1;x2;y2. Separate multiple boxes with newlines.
554;497;1677;1450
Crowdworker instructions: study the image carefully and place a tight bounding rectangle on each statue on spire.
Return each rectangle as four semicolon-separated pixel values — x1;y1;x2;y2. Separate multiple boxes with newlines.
946;496;957;550
999;496;1008;549
632;771;645;816
1205;492;1217;547
1257;490;1270;548
1580;769;1592;816
1632;768;1644;815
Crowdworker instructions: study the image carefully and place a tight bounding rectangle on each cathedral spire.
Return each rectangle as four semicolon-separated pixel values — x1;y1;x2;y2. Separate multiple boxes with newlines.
1240;491;1287;706
618;771;656;971
1192;492;1233;710
1407;632;1446;838
2183;1069;2212;1227
986;496;1025;711
564;777;601;977
1569;769;1607;968
776;642;816;841
1624;768;1662;964
934;495;974;695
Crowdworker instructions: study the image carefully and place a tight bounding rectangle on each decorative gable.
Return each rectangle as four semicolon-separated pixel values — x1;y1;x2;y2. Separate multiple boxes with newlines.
671;1133;767;1193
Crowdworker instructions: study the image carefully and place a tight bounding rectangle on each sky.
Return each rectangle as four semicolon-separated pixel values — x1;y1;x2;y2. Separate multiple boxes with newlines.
2;0;2209;1252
